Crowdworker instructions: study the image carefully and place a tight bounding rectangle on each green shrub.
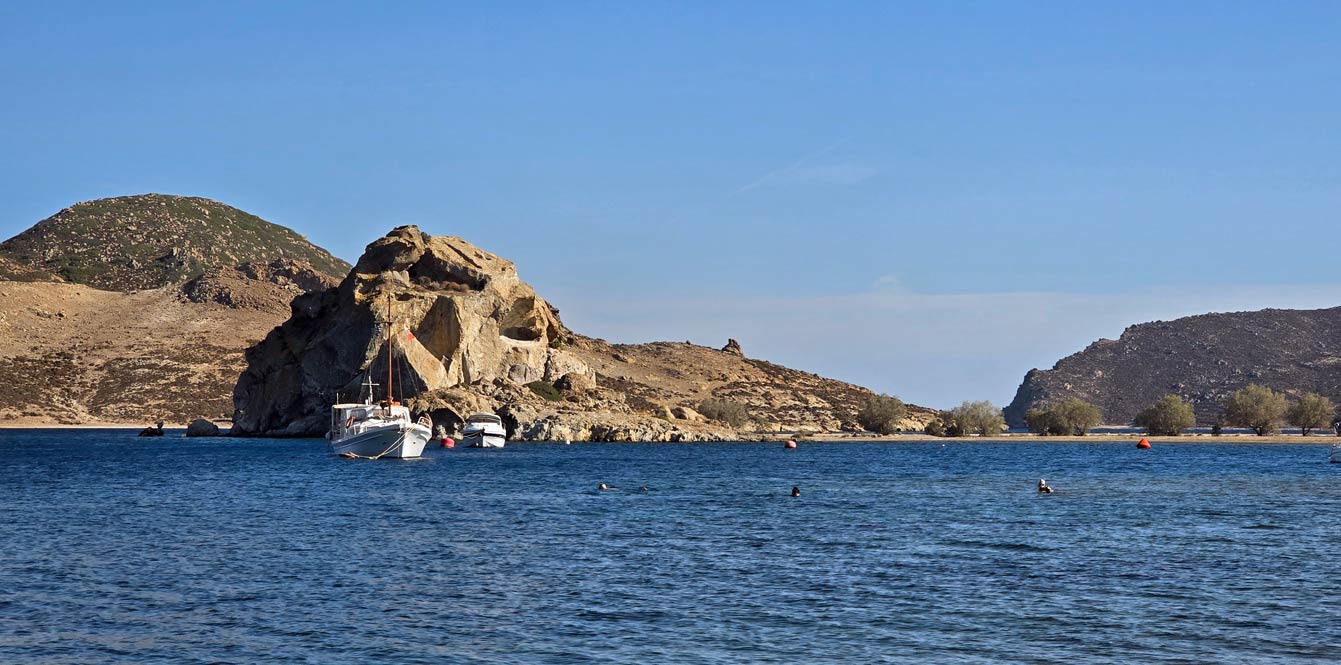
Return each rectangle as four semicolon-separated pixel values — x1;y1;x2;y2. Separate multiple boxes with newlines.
1134;394;1196;436
924;419;946;437
1287;392;1335;436
526;381;562;401
1223;384;1287;436
698;398;748;428
944;400;1005;437
856;394;906;434
1025;399;1101;436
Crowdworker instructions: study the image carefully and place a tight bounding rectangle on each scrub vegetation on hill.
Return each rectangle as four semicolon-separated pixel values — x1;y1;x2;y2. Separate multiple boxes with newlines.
0;194;350;291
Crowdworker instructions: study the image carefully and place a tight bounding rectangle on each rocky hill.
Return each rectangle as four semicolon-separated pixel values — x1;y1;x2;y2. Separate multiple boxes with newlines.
0;196;346;425
233;225;934;440
1004;307;1341;427
0;281;316;426
0;194;349;290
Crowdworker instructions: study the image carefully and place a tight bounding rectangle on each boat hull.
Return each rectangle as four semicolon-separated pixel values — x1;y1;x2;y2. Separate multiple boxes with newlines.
331;424;431;459
1330;446;1341;464
463;431;506;448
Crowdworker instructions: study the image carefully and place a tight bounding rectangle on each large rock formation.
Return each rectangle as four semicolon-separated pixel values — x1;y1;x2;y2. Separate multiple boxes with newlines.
232;225;938;439
232;225;570;436
1004;307;1341;427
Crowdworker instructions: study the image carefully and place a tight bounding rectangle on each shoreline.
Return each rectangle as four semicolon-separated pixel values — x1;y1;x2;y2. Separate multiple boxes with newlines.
0;422;200;430
792;433;1341;444
1;425;1338;445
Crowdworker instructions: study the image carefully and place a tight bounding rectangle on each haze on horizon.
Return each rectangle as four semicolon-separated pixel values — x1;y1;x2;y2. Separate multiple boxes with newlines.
2;2;1339;409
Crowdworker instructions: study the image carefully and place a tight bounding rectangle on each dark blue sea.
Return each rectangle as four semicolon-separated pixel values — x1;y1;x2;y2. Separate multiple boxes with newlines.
2;430;1338;663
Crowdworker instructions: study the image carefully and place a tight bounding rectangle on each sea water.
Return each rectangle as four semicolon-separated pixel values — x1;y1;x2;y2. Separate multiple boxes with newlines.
1;430;1337;663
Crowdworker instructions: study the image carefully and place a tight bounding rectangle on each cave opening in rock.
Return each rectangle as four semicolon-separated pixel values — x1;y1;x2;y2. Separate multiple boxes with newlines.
427;407;464;436
499;297;546;342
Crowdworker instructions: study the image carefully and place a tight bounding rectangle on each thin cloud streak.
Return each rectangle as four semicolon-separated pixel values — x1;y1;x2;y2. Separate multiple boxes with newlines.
733;141;844;194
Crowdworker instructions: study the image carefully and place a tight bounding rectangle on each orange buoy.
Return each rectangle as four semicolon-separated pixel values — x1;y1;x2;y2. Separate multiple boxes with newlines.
784;440;797;449
1136;438;1151;449
441;437;455;449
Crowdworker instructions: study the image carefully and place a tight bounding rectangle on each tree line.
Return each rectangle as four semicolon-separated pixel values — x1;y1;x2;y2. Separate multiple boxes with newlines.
695;384;1335;437
1027;384;1337;437
853;385;1337;437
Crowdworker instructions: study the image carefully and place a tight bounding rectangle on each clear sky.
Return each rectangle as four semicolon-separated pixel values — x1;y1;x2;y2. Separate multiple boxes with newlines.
2;2;1340;408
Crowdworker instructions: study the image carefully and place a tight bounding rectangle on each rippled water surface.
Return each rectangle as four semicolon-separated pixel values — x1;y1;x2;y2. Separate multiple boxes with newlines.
2;430;1339;663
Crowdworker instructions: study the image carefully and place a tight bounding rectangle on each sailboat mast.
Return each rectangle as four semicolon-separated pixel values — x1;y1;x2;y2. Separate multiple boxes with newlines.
386;293;394;403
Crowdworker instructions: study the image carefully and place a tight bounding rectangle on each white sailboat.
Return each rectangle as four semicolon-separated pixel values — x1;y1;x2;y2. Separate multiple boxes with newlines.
462;412;507;448
327;295;431;459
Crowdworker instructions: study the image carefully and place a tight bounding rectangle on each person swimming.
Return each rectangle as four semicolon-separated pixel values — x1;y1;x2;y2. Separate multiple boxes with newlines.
791;486;801;497
598;483;618;491
1038;479;1054;494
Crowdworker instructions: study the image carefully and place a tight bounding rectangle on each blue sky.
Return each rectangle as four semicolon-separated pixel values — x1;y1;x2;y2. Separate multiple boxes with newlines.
2;2;1340;408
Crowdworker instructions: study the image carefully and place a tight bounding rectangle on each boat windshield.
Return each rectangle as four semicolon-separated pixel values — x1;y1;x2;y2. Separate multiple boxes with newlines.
467;413;502;425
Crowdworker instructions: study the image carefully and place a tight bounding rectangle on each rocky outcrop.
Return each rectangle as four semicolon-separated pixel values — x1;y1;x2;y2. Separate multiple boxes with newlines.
185;418;221;437
721;339;744;356
1005;307;1341;426
231;226;568;436
231;225;938;440
555;372;595;393
180;258;339;310
672;406;704;422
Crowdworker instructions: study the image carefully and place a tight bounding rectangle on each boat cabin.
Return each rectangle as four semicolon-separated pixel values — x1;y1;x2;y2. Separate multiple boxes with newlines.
331;402;411;435
465;412;503;427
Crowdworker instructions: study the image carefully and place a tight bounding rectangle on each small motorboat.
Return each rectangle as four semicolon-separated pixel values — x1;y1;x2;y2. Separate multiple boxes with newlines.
462;412;507;448
1330;444;1341;464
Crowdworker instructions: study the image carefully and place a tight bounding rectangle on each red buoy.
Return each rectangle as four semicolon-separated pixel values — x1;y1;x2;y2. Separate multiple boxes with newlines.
441;437;455;449
784;440;797;449
1136;438;1151;449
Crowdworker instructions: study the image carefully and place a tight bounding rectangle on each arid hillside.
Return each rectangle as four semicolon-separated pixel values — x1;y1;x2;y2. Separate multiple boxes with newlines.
0;196;347;426
0;281;293;425
1005;307;1341;426
566;336;936;433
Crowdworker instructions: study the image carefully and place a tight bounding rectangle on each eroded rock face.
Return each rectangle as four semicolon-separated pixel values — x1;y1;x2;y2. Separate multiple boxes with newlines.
231;226;566;436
